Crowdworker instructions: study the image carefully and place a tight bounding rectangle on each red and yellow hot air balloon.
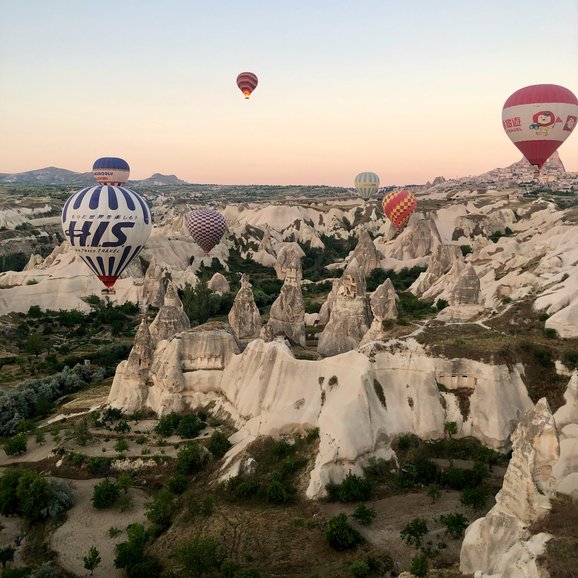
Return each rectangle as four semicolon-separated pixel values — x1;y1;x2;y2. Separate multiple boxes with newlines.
236;72;258;99
382;190;417;230
502;84;578;171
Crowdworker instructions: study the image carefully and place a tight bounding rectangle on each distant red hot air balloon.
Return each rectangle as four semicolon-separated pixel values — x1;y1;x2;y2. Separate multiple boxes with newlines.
236;72;258;99
502;84;578;171
186;209;227;254
382;190;417;230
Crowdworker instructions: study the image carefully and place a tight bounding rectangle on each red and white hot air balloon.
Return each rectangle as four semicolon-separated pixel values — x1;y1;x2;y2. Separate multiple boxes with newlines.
502;84;578;171
186;209;227;254
382;190;417;230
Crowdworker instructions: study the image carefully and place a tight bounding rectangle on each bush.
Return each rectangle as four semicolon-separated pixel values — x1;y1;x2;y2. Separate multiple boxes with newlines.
167;474;189;495
114;523;150;572
352;504;376;526
173;536;223;577
410;553;429;578
325;514;364;551
176;443;208;474
461;486;489;511
439;512;469;539
114;439;128;453
207;431;232;458
154;412;182;437
4;434;27;456
350;560;370;577
400;518;428;549
176;414;205;439
145;490;175;533
92;479;120;510
326;472;373;503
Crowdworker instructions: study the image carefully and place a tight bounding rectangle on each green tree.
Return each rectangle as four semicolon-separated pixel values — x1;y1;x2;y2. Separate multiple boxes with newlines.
427;483;442;504
439;512;469;539
16;470;52;522
92;479;120;510
461;487;489;512
4;435;28;456
400;517;428;549
173;536;223;577
114;523;148;571
24;333;46;357
83;546;101;576
114;439;129;453
145;489;175;533
207;431;232;458
409;553;429;578
352;504;376;526
176;443;207;474
0;545;15;568
182;280;212;325
325;514;364;551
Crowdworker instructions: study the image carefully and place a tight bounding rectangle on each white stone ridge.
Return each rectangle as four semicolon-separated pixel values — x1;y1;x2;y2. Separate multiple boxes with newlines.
109;332;533;499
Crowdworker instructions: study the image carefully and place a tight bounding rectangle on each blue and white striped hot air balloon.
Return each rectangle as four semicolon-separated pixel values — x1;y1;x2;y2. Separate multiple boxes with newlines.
61;185;152;289
354;172;380;201
92;157;130;186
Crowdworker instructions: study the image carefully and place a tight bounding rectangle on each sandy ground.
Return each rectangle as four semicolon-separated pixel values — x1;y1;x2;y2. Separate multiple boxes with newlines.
50;478;148;578
0;437;58;466
0;515;26;568
320;489;492;571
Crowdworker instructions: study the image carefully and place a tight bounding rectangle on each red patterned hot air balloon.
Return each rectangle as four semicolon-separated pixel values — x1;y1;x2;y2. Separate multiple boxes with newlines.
186;209;227;254
236;72;258;99
382;190;417;230
502;84;578;171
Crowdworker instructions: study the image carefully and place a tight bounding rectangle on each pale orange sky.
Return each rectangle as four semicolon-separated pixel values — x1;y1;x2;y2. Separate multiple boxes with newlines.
1;0;577;186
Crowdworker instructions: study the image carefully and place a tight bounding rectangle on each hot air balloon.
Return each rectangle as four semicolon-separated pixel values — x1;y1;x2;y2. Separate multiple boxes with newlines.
236;72;258;99
61;185;152;293
92;157;130;186
354;172;380;201
186;209;227;254
382;189;417;230
502;84;578;171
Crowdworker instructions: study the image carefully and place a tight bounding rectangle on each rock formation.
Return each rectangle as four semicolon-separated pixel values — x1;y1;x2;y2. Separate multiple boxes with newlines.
258;225;276;256
23;254;43;271
450;263;482;305
317;258;371;356
349;230;381;275
384;217;442;261
228;274;261;340
208;272;230;295
460;399;559;577
265;267;306;347
149;281;191;347
274;243;305;281
360;278;398;345
318;279;339;326
108;317;154;410
410;244;463;297
142;256;165;308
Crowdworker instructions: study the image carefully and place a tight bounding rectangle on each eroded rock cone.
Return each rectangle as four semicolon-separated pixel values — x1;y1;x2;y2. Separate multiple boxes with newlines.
228;274;261;340
149;280;191;347
360;278;398;345
350;229;381;276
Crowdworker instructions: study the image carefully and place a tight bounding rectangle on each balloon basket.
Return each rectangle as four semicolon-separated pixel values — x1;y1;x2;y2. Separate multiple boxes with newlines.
101;288;116;296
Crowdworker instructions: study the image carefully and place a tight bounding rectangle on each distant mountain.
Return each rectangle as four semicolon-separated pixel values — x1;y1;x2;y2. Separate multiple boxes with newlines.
0;167;189;186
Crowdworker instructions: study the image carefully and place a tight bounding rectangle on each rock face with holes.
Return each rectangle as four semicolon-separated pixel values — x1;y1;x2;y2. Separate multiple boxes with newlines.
360;278;398;345
274;243;305;281
349;229;381;275
410;244;464;297
228;274;261;340
460;398;561;578
317;258;371;356
264;267;306;346
148;280;191;347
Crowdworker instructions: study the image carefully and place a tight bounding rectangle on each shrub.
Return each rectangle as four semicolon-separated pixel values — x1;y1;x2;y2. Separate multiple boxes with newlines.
325;514;364;551
326;472;373;503
92;479;120;510
176;443;208;474
114;439;129;453
173;536;223;577
114;523;150;572
439;512;469;539
155;412;182;437
427;483;442;503
410;553;429;578
352;504;376;526
349;560;370;577
400;517;428;549
207;431;232;458
145;490;175;533
177;414;205;439
4;434;27;456
83;546;101;576
460;245;472;256
167;474;189;495
461;486;489;511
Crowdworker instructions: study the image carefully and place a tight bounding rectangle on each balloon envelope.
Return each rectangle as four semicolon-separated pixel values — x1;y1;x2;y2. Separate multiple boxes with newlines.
382;190;417;229
502;84;578;170
61;185;152;287
186;209;227;254
93;157;130;186
236;72;258;99
354;172;380;200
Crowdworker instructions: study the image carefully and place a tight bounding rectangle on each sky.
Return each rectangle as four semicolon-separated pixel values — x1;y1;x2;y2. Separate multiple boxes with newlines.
1;0;578;186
